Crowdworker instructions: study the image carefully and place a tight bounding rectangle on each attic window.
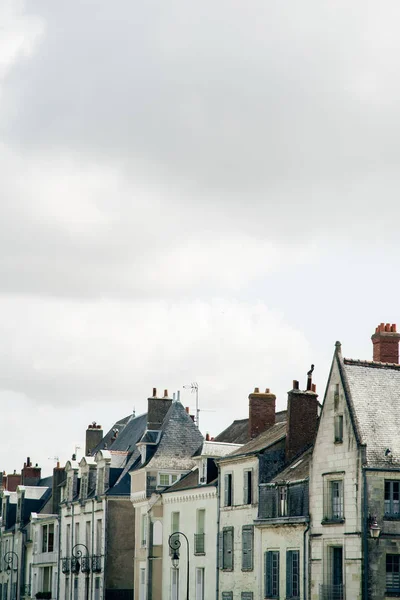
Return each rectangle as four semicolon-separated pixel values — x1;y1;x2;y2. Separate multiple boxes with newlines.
334;415;343;443
158;473;178;487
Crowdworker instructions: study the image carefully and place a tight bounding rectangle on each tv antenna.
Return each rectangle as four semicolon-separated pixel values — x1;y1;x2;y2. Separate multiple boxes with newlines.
183;382;199;428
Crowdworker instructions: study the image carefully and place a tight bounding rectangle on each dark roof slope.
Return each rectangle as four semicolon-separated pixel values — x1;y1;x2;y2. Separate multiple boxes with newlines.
221;422;286;459
215;410;287;444
343;358;400;467
148;402;204;469
269;447;312;483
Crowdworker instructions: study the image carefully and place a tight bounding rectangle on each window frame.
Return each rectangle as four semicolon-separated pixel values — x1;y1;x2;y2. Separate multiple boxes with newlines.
265;550;280;599
386;554;400;594
243;469;253;505
222;527;234;571
158;472;179;487
385;480;400;518
322;474;345;524
334;415;344;444
286;550;300;599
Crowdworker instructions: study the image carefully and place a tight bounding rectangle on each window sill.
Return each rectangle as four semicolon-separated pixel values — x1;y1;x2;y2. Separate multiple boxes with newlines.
194;552;205;556
241;568;254;572
321;518;345;525
334;440;343;445
384;515;400;521
385;591;400;597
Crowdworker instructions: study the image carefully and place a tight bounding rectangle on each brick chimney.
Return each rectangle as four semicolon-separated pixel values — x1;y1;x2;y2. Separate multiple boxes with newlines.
248;387;276;439
5;471;21;492
372;323;400;363
147;388;173;430
286;375;318;461
85;422;103;456
21;458;41;486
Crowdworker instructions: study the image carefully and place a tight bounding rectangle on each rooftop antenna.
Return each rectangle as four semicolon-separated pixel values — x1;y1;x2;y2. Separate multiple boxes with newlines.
183;382;199;428
74;445;81;457
48;456;59;463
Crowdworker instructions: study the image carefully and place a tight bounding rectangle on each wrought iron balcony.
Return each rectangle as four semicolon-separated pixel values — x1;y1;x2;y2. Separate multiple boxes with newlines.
92;555;102;573
70;558;80;575
61;558;70;574
194;533;205;555
319;584;345;600
80;556;91;574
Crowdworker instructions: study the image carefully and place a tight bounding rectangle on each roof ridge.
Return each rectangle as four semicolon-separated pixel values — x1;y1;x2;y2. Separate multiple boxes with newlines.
344;358;400;370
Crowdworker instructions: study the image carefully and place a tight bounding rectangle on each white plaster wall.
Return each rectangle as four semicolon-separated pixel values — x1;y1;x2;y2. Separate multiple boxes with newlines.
162;486;218;600
309;358;362;600
219;456;259;600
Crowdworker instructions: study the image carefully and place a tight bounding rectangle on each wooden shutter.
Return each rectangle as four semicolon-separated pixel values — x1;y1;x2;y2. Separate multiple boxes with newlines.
243;471;249;504
218;531;223;570
224;527;234;570
242;526;254;571
265;551;272;597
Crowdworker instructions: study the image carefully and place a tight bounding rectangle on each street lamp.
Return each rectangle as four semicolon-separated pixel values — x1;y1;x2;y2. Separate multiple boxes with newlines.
4;551;19;600
168;532;189;600
71;543;90;574
369;515;381;540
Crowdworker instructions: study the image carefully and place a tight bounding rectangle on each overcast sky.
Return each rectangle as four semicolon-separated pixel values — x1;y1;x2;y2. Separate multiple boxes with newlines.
1;1;400;475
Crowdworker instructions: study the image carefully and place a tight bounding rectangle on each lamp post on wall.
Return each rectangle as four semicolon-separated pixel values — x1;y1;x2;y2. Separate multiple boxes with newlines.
168;532;189;600
71;544;90;600
4;551;19;600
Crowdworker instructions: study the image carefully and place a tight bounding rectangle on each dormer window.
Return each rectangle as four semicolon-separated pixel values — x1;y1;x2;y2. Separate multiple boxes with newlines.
158;473;179;487
278;485;287;517
199;460;207;484
80;475;88;500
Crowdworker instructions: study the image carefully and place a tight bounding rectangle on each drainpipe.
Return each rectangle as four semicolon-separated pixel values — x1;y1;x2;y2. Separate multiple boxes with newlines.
57;516;61;600
71;502;75;600
215;463;221;600
103;498;107;600
303;522;310;600
91;499;95;600
363;469;368;600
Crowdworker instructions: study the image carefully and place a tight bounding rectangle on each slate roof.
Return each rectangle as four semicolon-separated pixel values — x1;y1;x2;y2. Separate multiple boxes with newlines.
147;402;204;470
269;447;312;483
342;357;400;467
163;469;201;493
92;413;147;454
219;422;287;460
215;410;287;444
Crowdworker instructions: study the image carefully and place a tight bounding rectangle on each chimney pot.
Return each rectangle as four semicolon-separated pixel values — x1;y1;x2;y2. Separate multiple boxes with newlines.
164;389;168;398
185;406;190;413
153;387;157;397
372;323;400;364
293;380;299;390
206;433;210;441
311;383;316;392
265;388;270;393
254;387;259;393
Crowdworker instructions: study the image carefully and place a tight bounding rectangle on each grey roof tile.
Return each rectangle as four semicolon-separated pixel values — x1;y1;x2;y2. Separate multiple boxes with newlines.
215;410;287;444
343;358;400;467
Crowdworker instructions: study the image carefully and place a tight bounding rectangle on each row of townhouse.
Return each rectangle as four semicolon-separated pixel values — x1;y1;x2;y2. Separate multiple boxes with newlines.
2;321;400;599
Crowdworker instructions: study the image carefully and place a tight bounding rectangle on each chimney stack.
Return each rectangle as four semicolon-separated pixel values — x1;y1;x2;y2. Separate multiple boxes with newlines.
371;323;400;364
147;387;173;430
248;387;276;439
85;422;103;456
286;371;318;462
21;458;41;486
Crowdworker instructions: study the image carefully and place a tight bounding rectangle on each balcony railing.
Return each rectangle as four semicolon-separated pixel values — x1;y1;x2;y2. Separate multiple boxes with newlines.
92;556;102;573
61;558;70;574
194;533;205;555
319;584;345;600
62;555;102;575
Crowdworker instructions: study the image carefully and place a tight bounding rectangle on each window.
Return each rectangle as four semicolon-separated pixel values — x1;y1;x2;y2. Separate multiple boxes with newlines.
331;481;344;520
386;554;400;593
65;578;69;600
139;568;146;600
3;583;7;600
286;550;300;599
323;478;344;522
171;568;178;600
385;481;400;516
66;524;71;556
170;512;180;557
334;415;343;443
42;524;54;553
220;527;234;571
42;567;52;594
195;510;205;554
94;579;100;600
75;522;80;546
243;470;252;505
265;551;280;598
159;473;178;487
334;383;340;410
195;568;204;600
74;577;78;600
221;594;233;600
80;474;88;499
278;486;288;517
96;520;102;555
242;526;254;571
85;521;91;553
224;473;233;507
97;468;104;496
141;514;147;547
